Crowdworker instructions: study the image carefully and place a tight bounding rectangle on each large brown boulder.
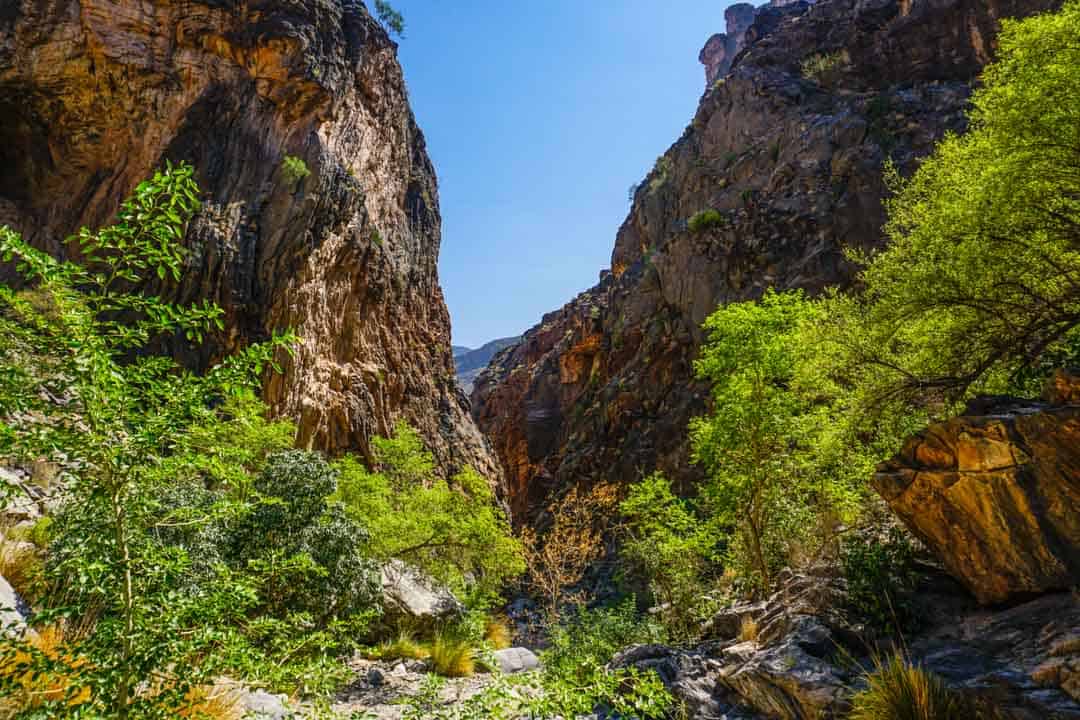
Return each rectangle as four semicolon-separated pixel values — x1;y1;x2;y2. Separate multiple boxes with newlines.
874;373;1080;605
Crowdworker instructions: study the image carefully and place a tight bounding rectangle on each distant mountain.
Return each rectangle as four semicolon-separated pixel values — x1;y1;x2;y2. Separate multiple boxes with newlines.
453;337;521;393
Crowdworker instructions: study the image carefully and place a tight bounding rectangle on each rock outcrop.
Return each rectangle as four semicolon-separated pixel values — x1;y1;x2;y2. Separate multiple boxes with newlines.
699;3;758;87
0;0;499;482
614;569;1080;720
874;373;1080;605
472;0;1059;522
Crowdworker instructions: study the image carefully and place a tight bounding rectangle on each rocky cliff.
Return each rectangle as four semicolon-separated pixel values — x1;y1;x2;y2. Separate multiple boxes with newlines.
472;0;1059;521
0;0;499;480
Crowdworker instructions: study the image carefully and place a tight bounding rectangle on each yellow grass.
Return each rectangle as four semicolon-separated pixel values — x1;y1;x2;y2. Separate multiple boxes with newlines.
0;623;91;717
429;633;475;677
177;682;244;720
484;616;513;650
849;653;970;720
738;615;759;643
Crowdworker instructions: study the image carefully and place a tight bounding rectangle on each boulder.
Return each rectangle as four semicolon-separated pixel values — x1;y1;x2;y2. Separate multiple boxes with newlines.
238;689;293;720
0;573;29;636
492;647;540;674
873;382;1080;605
380;560;463;625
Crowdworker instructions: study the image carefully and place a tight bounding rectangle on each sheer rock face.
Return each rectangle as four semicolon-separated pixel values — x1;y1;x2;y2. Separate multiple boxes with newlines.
699;2;759;87
472;0;1058;522
874;375;1080;605
0;0;500;482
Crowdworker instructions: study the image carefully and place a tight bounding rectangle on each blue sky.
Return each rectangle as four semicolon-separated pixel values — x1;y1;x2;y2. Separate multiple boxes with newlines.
392;1;729;348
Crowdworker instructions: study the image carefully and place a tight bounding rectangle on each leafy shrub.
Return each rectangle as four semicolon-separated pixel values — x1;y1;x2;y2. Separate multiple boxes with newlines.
541;599;665;688
620;473;715;638
850;654;971;720
335;424;523;609
280;155;311;183
841;527;919;634
687;208;724;233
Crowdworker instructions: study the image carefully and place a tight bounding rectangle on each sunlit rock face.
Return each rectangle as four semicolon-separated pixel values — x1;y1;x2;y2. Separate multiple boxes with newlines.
0;0;501;484
875;370;1080;605
472;0;1060;523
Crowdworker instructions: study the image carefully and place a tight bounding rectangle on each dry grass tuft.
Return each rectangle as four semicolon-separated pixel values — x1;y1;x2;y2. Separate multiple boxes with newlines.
368;632;430;662
429;632;475;678
0;623;91;716
178;682;244;720
738;615;760;643
484;616;513;650
849;653;970;720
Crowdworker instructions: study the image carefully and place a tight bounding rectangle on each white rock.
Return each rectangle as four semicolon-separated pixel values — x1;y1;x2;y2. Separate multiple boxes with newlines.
493;647;541;674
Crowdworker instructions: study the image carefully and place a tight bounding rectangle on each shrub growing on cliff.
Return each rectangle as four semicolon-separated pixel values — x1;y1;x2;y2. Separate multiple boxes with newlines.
800;50;849;85
280;155;311;184
688;208;724;234
823;0;1080;420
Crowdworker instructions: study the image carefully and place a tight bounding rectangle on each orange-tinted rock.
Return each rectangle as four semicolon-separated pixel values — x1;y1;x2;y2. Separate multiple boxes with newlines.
874;390;1080;605
0;0;500;483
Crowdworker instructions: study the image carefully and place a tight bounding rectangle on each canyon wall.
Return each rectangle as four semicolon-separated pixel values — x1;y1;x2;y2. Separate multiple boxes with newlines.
0;0;499;480
473;0;1059;520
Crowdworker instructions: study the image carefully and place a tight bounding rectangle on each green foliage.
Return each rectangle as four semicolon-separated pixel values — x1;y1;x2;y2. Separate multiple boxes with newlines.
648;155;672;194
620;473;716;637
828;1;1080;417
841;527;919;634
692;289;865;592
687;208;724;234
850;653;972;720
800;50;849;84
334;423;524;609
374;0;405;37
280;155;311;184
0;162;296;718
532;600;672;719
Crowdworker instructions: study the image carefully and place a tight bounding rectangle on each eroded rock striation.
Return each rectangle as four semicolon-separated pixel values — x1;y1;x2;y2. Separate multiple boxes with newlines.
472;0;1058;522
0;0;499;480
874;371;1080;605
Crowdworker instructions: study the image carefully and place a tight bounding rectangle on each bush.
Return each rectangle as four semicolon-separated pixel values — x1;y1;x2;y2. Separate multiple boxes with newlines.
619;473;715;638
334;424;523;609
280;155;311;183
687;208;724;233
800;50;849;84
841;527;919;634
850;654;971;720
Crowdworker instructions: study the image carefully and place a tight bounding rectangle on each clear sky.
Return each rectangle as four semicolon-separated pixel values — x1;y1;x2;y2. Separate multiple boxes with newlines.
392;1;730;348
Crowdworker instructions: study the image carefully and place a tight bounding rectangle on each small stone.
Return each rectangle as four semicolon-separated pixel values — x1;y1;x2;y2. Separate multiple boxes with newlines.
367;667;386;686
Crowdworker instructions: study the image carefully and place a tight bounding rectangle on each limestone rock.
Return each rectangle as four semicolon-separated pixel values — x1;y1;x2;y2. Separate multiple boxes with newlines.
492;647;540;674
873;390;1080;605
0;0;501;487
0;573;29;637
380;560;463;625
472;0;1058;523
239;689;294;720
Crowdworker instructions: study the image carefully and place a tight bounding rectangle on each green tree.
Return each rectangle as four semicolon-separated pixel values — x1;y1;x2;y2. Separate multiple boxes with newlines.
691;290;842;591
374;0;405;37
831;0;1080;415
0;162;293;718
334;422;524;608
619;473;715;637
